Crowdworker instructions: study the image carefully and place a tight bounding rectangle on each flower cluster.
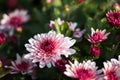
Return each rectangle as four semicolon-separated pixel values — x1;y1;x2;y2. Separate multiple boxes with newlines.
49;18;85;38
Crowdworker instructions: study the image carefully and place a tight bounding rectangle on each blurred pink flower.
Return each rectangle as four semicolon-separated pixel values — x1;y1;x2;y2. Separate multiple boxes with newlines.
46;0;54;4
24;31;76;68
55;59;68;72
90;46;100;57
106;10;120;27
88;28;110;44
68;22;85;38
73;28;85;38
49;18;64;29
0;32;6;44
64;60;101;80
1;9;30;28
103;60;120;80
113;3;120;11
6;54;37;75
68;22;78;31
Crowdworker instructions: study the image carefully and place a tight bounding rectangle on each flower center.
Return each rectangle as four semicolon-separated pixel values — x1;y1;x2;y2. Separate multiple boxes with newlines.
9;17;22;26
40;39;55;53
16;61;29;72
113;13;120;19
77;68;92;80
93;32;102;41
106;71;116;80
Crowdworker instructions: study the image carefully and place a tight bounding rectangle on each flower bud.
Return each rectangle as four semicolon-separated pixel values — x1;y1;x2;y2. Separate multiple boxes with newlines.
90;46;100;57
55;59;68;72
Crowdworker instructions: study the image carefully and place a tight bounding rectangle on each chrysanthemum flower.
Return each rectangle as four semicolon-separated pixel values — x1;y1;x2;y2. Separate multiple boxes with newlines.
106;10;120;27
103;60;120;80
88;28;110;44
5;54;37;75
24;31;76;68
64;60;101;80
1;9;29;28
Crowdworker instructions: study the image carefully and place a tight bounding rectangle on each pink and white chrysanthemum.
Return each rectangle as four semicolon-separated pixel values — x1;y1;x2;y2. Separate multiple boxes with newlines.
24;31;76;68
88;28;110;44
64;60;102;80
103;60;120;80
1;9;29;27
5;54;37;75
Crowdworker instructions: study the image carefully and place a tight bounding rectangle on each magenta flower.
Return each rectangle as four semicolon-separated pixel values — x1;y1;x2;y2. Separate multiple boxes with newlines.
6;54;37;75
64;60;101;80
106;10;120;27
1;9;29;28
0;32;6;44
24;31;76;68
88;28;110;44
90;46;100;57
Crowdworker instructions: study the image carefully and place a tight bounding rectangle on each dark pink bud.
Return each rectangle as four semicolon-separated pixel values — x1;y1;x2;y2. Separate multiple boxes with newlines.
90;46;100;57
55;59;68;72
9;35;17;44
7;0;17;8
0;33;6;44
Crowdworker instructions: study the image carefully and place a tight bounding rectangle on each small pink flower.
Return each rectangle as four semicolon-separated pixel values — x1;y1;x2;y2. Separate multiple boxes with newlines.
73;28;85;38
55;59;68;72
24;31;76;68
88;28;110;44
90;46;100;57
49;18;64;29
64;60;101;80
68;22;78;31
1;9;30;28
0;33;6;44
113;3;120;11
6;54;37;75
106;10;120;27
